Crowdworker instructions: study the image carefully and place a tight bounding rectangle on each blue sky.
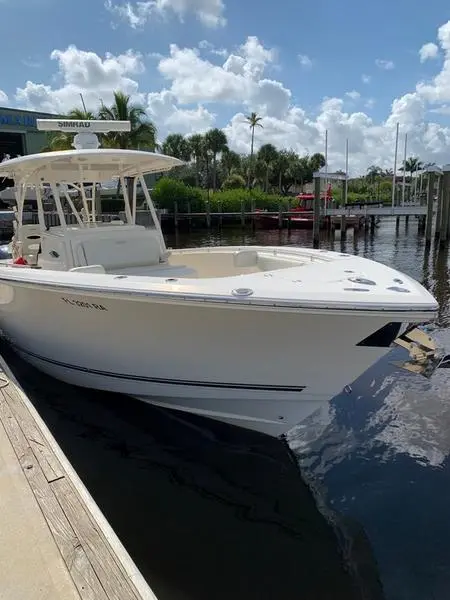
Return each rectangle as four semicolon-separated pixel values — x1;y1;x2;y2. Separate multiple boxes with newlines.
1;0;450;172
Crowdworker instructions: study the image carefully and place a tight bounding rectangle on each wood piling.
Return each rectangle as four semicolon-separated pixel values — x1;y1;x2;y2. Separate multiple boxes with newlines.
425;169;436;244
313;176;321;248
440;166;450;247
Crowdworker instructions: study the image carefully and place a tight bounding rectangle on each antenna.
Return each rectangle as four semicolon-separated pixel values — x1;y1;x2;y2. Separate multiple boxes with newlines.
37;119;131;151
36;119;131;133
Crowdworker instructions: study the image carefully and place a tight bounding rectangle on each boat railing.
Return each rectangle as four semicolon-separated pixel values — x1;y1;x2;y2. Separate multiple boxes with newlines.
22;210;157;229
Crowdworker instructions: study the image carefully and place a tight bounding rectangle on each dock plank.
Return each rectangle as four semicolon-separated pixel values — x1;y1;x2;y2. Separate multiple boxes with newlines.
0;386;116;600
2;383;65;482
52;476;140;600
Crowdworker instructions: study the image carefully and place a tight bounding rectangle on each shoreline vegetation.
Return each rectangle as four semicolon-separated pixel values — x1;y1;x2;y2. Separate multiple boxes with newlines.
42;90;431;212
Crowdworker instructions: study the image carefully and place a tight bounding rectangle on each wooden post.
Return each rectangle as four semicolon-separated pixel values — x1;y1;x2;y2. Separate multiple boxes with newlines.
187;201;192;230
241;200;245;227
287;198;291;231
218;201;223;228
278;202;283;229
435;178;443;239
425;169;436;244
370;215;376;234
174;200;179;229
313;176;321;248
340;215;347;242
440;167;450;246
405;215;409;227
251;198;256;232
206;201;211;228
396;216;400;231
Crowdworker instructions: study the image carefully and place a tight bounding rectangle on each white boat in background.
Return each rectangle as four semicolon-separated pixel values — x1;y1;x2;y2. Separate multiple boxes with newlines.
0;119;441;437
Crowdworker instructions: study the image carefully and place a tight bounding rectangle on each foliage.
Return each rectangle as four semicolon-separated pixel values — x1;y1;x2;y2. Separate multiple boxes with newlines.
222;174;246;189
38;91;430;207
41;92;158;152
151;178;203;210
162;134;191;161
246;112;264;188
99;91;157;150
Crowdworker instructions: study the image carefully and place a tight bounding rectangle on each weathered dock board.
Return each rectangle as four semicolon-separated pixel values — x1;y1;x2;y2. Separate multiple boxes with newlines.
0;356;157;600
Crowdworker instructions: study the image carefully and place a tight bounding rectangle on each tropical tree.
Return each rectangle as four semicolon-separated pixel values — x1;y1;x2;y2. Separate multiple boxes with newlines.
257;143;278;192
245;112;263;188
188;133;204;187
98;91;157;150
273;150;291;194
401;156;423;179
204;128;228;191
309;152;326;173
366;165;382;184
220;148;241;178
162;133;191;161
222;174;246;190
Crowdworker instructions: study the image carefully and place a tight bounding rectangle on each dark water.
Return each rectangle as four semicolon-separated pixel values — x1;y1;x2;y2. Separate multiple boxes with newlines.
6;217;450;600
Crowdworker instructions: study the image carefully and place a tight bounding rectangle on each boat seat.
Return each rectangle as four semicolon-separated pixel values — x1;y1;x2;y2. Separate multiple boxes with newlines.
233;249;258;268
70;264;106;274
77;234;162;270
258;256;302;271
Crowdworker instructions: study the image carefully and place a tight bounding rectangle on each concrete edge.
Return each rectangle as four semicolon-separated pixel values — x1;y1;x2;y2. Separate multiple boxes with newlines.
0;355;158;600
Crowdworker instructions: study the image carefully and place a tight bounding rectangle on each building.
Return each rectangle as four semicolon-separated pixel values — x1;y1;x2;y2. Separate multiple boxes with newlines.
0;106;59;159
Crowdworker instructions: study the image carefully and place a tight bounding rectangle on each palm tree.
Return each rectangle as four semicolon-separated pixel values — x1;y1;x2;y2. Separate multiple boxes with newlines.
366;165;382;184
162;133;191;161
274;150;291;194
401;156;423;180
245;112;263;188
42;108;96;152
309;153;326;173
257;144;278;192
98;91;157;150
221;148;241;178
205;128;228;191
188;134;204;187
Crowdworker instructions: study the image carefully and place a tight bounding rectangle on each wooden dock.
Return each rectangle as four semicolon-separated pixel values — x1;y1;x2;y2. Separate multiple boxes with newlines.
0;356;157;600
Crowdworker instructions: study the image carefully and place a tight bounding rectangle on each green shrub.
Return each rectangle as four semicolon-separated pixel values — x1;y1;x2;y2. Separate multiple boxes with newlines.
222;174;246;190
151;178;203;211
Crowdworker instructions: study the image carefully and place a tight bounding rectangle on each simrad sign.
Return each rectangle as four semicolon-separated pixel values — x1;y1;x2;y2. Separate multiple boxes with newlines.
0;112;39;128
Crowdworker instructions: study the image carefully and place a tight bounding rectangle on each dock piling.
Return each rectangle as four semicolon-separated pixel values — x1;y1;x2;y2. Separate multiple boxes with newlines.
425;169;436;244
440;165;450;246
313;176;321;248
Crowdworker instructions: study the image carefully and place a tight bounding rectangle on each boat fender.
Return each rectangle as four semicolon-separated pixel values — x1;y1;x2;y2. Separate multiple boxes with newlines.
13;256;28;266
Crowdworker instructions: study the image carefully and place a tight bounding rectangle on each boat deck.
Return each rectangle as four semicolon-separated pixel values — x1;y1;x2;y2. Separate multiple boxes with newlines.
0;356;156;600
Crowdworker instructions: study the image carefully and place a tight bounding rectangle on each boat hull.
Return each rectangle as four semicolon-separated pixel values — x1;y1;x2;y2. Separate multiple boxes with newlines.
0;282;415;436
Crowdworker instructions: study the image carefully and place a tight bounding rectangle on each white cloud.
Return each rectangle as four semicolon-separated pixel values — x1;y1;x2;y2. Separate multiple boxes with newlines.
429;105;450;115
105;0;226;28
147;89;215;135
419;42;439;63
298;54;313;69
416;22;450;104
198;40;228;58
361;74;371;84
375;59;395;70
155;36;286;116
12;22;450;176
15;45;144;113
0;90;8;104
345;90;360;101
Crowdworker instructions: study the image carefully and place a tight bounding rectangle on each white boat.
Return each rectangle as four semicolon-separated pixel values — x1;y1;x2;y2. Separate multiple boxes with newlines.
0;119;441;437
